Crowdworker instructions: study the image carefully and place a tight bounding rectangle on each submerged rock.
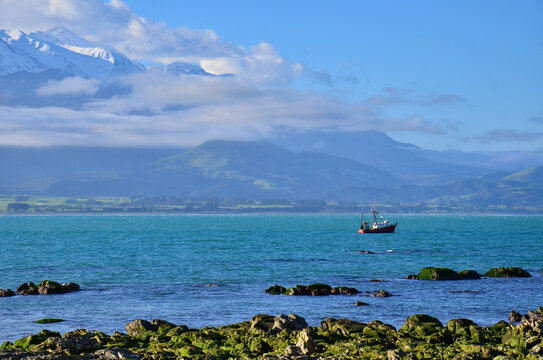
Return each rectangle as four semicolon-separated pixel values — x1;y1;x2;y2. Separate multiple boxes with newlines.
370;290;394;297
266;283;359;296
484;267;531;278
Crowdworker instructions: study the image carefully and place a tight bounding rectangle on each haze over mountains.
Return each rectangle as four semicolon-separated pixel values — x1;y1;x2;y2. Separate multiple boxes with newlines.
1;26;542;207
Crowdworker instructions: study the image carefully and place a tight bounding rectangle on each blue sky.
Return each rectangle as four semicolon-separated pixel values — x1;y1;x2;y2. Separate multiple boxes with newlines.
0;0;541;151
126;0;543;151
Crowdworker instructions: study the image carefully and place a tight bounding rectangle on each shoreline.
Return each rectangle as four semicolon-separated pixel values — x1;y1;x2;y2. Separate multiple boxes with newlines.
3;308;542;359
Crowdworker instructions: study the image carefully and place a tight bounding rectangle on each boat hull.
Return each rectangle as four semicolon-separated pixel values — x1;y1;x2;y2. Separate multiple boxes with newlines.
358;223;397;234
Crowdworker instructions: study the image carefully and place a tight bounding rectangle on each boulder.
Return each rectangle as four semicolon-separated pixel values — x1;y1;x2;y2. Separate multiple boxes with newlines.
284;344;304;357
307;283;332;296
509;311;522;322
37;280;64;294
400;314;443;335
250;314;275;332
446;318;478;336
0;289;15;297
125;319;157;337
371;290;394;297
17;282;38;295
296;329;315;355
332;286;359;295
405;274;418;280
458;270;482;280
272;314;308;332
264;284;286;295
417;267;461;280
321;318;366;335
355;301;369;306
484;267;531;278
13;330;60;350
57;330;101;354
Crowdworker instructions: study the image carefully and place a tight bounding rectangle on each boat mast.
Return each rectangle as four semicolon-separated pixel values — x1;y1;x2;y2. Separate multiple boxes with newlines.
371;202;378;224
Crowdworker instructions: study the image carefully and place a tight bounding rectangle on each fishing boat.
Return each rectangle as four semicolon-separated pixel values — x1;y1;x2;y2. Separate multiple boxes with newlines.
358;204;397;233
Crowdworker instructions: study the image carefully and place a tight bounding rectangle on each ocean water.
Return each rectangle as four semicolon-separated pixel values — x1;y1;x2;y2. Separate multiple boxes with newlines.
0;214;541;342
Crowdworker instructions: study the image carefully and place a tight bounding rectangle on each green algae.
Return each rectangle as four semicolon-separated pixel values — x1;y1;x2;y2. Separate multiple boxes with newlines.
4;311;543;360
34;318;65;324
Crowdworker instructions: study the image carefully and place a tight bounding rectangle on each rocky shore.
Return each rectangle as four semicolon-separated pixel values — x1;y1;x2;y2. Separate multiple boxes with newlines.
1;308;542;360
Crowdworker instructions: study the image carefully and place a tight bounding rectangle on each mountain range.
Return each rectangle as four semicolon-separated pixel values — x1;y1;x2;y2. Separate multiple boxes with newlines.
1;136;542;207
0;26;542;207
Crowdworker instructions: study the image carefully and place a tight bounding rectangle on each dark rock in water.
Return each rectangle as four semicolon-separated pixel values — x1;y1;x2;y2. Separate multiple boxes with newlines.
371;290;394;297
57;330;101;354
264;284;286;295
449;290;481;294
0;289;16;297
125;319;157;337
509;311;522;322
417;267;461;280
17;282;38;295
458;269;482;280
370;279;387;282
484;267;531;278
355;301;369;306
308;283;332;296
35;318;64;324
331;286;359;295
359;250;375;254
405;274;418;280
63;282;80;293
16;281;80;295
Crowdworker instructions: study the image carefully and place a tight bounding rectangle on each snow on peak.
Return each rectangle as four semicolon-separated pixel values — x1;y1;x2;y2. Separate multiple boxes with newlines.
39;26;91;47
0;26;145;80
166;62;211;76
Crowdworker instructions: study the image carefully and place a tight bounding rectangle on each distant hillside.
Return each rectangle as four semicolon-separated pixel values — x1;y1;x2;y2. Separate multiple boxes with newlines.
272;130;543;185
49;140;399;199
1;140;542;206
0;147;181;192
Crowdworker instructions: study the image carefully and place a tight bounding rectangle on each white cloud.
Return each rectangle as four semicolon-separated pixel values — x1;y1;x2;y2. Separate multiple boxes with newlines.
0;70;446;147
0;0;301;84
37;77;100;96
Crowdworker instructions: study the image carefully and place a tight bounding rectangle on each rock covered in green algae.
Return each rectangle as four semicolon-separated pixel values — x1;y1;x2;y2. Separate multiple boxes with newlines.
34;318;64;324
266;283;359;296
416;267;484;280
4;309;543;360
417;267;462;280
484;267;531;278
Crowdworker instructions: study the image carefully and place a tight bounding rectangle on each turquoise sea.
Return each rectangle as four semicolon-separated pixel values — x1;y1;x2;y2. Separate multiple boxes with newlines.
0;214;542;342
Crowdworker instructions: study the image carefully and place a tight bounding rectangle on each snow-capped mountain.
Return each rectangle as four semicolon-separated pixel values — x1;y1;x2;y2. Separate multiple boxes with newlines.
0;26;145;80
0;26;214;82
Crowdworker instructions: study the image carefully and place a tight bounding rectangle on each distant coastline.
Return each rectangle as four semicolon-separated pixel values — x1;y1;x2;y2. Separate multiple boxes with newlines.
1;195;541;215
